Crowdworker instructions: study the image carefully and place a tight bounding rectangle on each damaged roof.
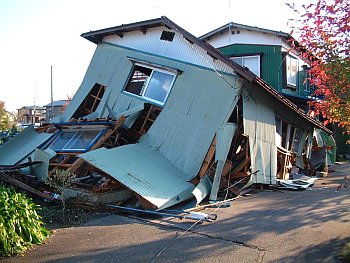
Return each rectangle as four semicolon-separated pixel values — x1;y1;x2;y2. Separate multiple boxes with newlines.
81;16;330;134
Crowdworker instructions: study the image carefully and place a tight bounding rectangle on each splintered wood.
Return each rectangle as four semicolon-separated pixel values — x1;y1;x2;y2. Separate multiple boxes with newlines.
197;132;251;197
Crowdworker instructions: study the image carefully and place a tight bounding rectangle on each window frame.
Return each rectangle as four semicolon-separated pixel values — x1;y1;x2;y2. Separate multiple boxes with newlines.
231;55;261;77
286;55;298;87
123;63;177;106
303;69;311;92
47;128;107;153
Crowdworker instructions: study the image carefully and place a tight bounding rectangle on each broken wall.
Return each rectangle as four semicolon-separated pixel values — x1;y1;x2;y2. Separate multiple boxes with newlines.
63;42;243;179
242;82;319;184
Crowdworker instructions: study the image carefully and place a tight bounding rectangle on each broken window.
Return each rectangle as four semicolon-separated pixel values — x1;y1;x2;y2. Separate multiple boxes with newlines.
48;128;106;153
72;83;106;119
124;64;176;106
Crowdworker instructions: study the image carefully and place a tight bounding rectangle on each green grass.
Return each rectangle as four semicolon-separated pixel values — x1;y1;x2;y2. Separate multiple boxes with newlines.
341;242;350;262
0;185;51;256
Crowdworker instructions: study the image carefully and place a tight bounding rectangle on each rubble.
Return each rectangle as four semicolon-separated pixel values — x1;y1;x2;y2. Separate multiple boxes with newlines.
0;17;336;213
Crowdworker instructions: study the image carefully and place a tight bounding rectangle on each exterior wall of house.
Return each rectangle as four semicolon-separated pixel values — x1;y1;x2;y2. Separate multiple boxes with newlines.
103;26;234;74
63;26;237;121
219;44;283;91
242;81;316;184
62;39;242;177
205;29;284;47
17;107;45;125
205;30;312;98
218;44;311;97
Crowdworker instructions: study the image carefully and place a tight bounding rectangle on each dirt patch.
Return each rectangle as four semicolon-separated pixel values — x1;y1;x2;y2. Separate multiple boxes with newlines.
37;201;112;230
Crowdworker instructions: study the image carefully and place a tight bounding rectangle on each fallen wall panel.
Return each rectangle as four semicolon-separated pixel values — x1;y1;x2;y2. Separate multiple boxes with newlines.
79;144;195;210
0;125;54;165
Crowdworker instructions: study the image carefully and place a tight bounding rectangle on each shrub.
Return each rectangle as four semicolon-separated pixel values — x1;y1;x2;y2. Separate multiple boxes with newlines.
341;242;350;262
0;185;50;256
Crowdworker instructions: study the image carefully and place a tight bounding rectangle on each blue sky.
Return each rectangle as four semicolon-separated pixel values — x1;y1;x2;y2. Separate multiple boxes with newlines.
0;0;302;112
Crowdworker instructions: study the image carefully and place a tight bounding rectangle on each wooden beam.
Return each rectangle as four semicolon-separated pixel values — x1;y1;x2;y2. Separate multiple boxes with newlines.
221;159;233;178
198;136;216;178
138;27;147;34
116;32;124;38
0;173;54;201
231;157;251;175
230;171;250;178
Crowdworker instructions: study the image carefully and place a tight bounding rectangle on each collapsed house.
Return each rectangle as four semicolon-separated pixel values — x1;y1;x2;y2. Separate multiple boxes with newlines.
0;17;334;210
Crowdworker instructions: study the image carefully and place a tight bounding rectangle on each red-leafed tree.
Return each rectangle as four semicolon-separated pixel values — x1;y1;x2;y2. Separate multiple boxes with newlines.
288;0;350;134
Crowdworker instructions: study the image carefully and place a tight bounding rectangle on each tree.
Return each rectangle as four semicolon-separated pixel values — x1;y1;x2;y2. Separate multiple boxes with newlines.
0;101;11;130
288;0;350;134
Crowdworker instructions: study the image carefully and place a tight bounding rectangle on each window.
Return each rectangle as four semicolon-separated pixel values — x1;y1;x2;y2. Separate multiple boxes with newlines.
303;69;312;92
286;55;298;87
48;129;106;153
231;55;260;77
124;64;176;106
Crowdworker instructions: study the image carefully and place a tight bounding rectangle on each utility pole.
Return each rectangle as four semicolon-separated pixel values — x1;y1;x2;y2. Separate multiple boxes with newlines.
50;65;54;121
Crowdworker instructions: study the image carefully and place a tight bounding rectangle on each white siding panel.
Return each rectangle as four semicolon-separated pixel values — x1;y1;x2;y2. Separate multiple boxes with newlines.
104;26;233;74
206;29;284;48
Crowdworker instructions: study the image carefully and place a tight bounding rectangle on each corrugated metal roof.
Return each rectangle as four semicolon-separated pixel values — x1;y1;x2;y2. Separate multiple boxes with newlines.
44;100;70;107
79;144;195;210
17;105;46;110
0;125;54;165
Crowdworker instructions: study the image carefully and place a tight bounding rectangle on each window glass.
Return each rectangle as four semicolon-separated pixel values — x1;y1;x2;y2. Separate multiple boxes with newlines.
49;131;77;151
124;64;176;106
49;129;104;152
232;56;260;77
65;130;102;150
286;56;298;86
304;70;311;92
143;71;174;104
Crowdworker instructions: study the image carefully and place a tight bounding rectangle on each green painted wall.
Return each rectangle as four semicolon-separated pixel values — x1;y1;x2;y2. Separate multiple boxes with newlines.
219;44;283;92
218;44;312;97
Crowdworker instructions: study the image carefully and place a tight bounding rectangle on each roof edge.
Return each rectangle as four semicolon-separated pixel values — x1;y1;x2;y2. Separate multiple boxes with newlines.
200;22;292;41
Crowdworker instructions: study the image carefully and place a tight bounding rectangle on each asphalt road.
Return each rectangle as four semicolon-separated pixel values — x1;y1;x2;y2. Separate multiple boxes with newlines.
4;163;350;263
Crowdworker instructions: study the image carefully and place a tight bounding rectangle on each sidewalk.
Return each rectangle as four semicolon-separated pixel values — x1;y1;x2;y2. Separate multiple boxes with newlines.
4;163;350;262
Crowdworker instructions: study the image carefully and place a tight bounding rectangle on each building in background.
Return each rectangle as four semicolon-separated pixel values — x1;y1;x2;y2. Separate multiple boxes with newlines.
44;99;71;122
17;106;46;127
200;22;316;112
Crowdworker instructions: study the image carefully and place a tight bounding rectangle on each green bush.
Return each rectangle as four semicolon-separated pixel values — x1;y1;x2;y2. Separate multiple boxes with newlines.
342;242;350;262
0;185;50;256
